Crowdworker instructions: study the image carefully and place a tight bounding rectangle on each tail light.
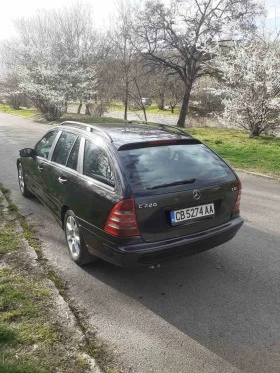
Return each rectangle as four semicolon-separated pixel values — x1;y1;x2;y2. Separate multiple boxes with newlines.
104;198;140;237
233;179;242;214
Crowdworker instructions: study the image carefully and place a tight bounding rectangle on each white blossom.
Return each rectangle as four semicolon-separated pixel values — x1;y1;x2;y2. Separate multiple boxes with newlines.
215;36;280;136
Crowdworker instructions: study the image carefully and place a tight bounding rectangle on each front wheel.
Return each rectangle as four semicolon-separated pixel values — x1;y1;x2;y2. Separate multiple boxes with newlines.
17;163;32;198
64;210;96;266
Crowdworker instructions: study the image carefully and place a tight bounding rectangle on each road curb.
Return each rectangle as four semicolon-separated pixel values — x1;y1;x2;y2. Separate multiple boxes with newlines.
235;168;280;182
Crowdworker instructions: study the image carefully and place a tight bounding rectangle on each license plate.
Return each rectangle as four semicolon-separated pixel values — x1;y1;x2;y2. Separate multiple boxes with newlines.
170;203;215;224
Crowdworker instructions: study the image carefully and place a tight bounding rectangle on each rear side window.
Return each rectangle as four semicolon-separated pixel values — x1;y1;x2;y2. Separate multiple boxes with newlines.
67;137;80;170
83;140;115;186
52;132;77;166
35;130;58;159
119;144;234;191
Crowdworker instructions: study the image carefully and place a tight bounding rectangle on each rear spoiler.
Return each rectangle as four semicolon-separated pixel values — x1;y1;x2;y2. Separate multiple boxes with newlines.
118;139;201;151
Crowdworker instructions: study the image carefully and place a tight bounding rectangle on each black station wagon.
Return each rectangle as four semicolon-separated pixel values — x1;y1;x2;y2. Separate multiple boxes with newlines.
17;121;243;267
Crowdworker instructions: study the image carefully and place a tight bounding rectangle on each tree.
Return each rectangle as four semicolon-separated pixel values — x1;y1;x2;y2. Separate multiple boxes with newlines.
109;0;135;120
215;36;280;137
128;56;153;122
1;3;98;121
19;63;68;121
0;40;25;110
149;71;184;112
14;12;69;121
149;70;169;110
0;69;24;110
132;0;263;127
50;3;101;115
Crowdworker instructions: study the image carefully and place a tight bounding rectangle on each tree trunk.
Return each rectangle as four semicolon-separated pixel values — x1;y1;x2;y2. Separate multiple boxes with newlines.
10;95;21;110
77;101;82;114
85;103;91;115
177;86;191;128
142;105;147;122
157;92;165;110
249;127;261;138
124;82;129;120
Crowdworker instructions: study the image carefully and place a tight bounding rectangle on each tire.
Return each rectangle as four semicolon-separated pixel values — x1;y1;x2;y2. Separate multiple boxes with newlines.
17;162;33;198
64;210;96;266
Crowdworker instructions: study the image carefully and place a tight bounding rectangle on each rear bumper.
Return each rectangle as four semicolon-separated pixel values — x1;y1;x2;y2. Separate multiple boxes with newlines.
86;216;244;267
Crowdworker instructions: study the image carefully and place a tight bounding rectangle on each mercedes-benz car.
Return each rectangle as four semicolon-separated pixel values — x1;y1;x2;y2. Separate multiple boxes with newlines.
17;121;243;267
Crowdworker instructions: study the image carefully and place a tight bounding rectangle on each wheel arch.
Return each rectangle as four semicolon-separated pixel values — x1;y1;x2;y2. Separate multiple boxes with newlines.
61;205;70;229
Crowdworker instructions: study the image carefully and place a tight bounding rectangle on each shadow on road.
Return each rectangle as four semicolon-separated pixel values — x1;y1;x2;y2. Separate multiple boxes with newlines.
81;225;280;372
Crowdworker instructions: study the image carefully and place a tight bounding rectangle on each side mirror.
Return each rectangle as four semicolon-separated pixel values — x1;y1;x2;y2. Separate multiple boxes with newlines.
19;148;36;158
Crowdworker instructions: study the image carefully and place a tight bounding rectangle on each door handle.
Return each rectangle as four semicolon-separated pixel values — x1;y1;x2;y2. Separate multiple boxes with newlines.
58;176;68;184
38;165;44;171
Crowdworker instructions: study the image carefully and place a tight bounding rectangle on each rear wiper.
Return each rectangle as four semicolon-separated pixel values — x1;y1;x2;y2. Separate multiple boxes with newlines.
147;178;196;190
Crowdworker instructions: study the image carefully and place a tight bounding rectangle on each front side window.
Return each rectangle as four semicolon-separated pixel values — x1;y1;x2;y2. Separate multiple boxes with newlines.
83;140;115;186
52;132;77;166
35;130;58;159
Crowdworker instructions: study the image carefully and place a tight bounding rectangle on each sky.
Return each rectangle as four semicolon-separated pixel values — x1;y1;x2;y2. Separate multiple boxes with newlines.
0;0;116;40
0;0;279;41
266;0;280;29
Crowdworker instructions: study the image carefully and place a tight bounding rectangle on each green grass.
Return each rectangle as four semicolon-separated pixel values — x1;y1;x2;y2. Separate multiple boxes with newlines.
0;362;42;373
187;127;280;178
145;104;179;115
0;104;37;118
0;226;20;255
109;102;179;115
0;324;17;343
0;216;62;372
0;195;87;372
60;113;126;124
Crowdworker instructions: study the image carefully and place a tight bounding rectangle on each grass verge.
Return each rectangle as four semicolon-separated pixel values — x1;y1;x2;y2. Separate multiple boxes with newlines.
0;185;119;373
60;113;126;124
187;127;280;178
0;104;37;118
109;103;179;115
0;189;89;372
0;104;126;124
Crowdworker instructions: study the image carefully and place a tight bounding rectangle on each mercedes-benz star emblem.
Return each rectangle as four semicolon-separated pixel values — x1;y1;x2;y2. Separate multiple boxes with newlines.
193;189;201;200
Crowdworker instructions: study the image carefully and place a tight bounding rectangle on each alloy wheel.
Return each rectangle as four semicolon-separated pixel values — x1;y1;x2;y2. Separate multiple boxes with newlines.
18;164;25;194
65;215;81;259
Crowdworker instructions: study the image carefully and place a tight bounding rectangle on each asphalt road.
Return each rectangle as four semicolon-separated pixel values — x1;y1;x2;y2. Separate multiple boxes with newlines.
0;112;280;373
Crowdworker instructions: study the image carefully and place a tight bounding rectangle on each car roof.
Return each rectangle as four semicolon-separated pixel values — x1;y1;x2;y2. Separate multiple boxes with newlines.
56;121;195;149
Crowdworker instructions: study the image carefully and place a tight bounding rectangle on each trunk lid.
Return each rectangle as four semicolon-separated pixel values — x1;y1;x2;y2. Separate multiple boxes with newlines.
134;181;238;242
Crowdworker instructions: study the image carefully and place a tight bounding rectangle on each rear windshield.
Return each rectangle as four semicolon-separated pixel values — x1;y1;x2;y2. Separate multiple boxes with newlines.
119;144;234;192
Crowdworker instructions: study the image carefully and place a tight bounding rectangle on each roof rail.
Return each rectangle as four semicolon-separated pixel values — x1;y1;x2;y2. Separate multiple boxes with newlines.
60;121;113;142
126;121;188;137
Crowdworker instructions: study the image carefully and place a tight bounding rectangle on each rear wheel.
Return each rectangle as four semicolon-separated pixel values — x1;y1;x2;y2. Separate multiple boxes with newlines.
64;210;96;266
17;163;32;198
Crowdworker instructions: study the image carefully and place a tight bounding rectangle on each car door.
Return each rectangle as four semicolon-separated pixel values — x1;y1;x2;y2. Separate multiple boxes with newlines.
72;137;121;246
24;130;60;201
40;130;79;218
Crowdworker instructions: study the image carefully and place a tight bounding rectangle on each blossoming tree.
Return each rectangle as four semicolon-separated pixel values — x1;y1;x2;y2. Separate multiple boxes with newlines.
216;36;280;137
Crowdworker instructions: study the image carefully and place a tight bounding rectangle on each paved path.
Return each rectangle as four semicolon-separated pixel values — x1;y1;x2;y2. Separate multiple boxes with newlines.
1;112;280;372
